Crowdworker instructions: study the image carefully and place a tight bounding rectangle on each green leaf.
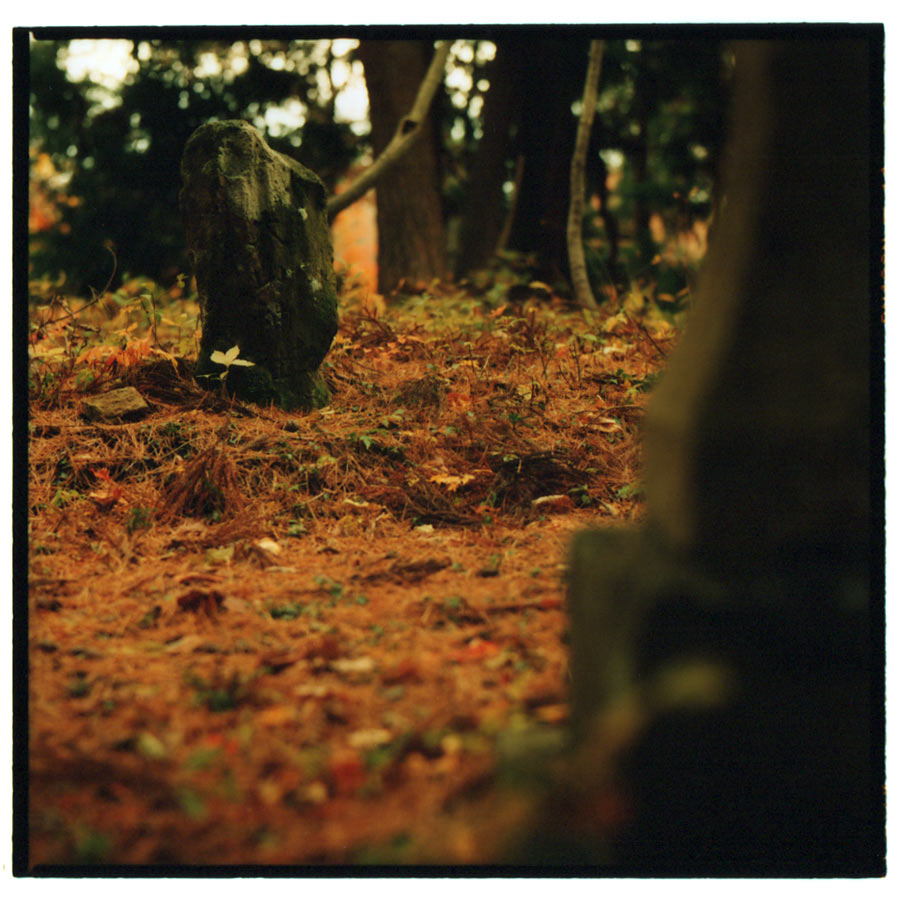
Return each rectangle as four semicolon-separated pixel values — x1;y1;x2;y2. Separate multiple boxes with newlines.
184;747;222;771
74;826;112;863
175;786;208;820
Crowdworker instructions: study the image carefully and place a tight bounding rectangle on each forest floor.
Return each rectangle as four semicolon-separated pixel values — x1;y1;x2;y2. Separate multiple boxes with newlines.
25;274;679;867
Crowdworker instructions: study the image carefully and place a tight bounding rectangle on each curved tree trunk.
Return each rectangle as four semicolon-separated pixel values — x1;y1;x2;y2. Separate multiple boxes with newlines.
567;40;604;310
357;40;448;294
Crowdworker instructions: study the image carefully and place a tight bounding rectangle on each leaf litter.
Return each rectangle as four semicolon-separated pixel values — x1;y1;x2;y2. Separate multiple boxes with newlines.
27;280;677;866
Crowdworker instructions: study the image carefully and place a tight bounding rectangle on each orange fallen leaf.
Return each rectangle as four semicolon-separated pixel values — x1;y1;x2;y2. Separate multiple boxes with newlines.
202;733;239;756
255;705;297;727
449;640;500;663
381;658;420;684
302;634;342;661
534;703;569;724
428;473;475;491
446;391;473;409
88;467;126;507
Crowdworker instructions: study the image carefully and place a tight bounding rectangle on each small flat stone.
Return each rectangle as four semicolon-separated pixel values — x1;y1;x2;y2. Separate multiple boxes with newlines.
81;387;149;422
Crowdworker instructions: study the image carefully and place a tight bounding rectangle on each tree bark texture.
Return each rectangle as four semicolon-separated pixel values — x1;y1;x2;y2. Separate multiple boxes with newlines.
357;41;448;293
643;40;872;573
327;41;452;222
505;38;591;289
453;42;529;278
567;40;604;310
180;120;338;410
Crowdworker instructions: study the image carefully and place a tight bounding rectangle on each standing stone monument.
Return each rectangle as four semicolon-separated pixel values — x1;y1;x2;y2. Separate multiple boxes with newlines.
554;38;883;873
180;120;338;410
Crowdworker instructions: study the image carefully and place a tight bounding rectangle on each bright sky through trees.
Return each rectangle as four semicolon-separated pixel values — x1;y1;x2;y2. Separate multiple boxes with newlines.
46;38;497;138
50;38;373;131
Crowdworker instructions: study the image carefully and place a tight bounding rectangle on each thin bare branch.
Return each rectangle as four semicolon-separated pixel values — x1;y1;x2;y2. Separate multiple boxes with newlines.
326;41;453;222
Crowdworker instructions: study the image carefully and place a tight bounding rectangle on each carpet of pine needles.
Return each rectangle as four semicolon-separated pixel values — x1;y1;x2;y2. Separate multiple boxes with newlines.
26;279;677;868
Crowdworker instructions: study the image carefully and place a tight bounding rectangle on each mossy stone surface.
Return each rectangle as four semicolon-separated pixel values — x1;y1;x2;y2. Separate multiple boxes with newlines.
181;120;338;410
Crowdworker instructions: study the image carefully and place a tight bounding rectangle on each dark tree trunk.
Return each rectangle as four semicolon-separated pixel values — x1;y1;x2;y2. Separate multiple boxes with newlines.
505;38;590;288
618;41;881;872
358;40;448;293
454;42;528;278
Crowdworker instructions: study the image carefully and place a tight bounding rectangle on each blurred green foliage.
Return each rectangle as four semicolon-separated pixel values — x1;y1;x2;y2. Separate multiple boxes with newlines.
28;35;730;305
29;38;363;295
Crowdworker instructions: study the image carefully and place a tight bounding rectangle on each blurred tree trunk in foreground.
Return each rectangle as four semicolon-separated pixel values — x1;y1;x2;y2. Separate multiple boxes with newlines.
358;40;448;293
524;36;883;874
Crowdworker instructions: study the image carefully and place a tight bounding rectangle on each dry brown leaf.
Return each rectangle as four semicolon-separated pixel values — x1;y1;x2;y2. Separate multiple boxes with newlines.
428;473;475;491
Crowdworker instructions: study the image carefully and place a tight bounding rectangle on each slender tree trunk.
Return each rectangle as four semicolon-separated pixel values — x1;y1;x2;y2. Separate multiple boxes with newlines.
567;40;604;310
494;154;524;256
356;41;448;294
506;38;590;289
